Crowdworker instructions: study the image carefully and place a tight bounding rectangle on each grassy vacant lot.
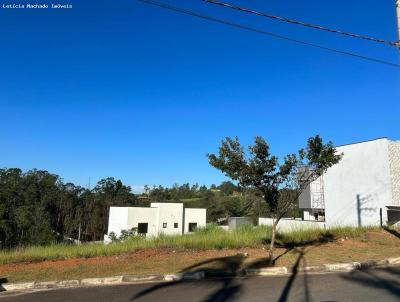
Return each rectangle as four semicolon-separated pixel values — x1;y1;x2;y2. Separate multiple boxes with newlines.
0;225;399;283
0;225;376;265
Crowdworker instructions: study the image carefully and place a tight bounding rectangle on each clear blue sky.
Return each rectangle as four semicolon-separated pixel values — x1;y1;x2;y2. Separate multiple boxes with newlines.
1;0;399;191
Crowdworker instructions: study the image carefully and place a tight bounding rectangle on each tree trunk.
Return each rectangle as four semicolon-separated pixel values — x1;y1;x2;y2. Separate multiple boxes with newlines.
268;218;278;262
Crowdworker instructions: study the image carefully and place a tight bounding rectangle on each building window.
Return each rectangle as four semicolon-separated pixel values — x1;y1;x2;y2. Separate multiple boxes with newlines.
138;223;148;234
174;223;178;228
163;223;167;228
188;222;197;232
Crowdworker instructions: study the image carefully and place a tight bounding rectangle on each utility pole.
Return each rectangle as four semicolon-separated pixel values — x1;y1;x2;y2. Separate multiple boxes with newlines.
78;222;81;246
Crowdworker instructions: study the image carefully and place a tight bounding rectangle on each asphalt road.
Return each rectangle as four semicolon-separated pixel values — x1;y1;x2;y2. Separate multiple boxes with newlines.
0;266;399;302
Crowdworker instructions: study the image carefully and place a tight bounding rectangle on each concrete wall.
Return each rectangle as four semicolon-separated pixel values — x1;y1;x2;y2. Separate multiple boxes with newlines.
228;217;253;230
107;207;129;238
107;204;206;241
389;141;400;206
218;225;229;231
151;203;183;235
127;207;158;237
184;208;206;233
299;184;312;209
322;138;392;227
258;217;325;232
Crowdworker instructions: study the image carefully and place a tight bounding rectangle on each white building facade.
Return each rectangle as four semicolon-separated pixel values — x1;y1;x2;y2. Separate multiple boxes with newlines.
105;203;206;242
299;138;400;228
259;138;400;231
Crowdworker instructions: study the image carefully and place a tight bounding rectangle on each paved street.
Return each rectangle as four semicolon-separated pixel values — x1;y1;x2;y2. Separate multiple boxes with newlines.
0;266;399;302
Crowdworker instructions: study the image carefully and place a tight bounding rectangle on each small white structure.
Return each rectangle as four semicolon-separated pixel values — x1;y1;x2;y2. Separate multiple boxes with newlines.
105;203;206;242
258;217;325;232
260;138;400;231
228;217;253;230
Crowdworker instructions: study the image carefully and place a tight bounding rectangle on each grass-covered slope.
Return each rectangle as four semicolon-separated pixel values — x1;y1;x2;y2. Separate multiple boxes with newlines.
0;225;382;265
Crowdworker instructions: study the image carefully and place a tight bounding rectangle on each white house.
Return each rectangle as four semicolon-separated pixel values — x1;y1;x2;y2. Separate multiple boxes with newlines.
260;138;400;231
105;203;206;242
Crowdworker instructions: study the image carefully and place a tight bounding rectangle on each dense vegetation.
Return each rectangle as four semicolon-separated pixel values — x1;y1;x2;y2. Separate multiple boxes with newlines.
0;168;142;248
0;168;301;248
146;181;275;223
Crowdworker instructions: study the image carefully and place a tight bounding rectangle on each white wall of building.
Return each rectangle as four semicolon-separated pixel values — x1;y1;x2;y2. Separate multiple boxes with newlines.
107;207;129;238
258;217;325;232
127;207;158;237
151;203;183;235
184;208;207;233
299;185;312;209
323;139;391;227
389;141;400;206
300;138;395;228
106;204;206;241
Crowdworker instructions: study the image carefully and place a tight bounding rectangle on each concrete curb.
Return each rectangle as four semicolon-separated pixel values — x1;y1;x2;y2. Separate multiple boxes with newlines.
164;271;205;281
387;256;400;264
2;282;35;291
245;266;288;276
1;257;399;293
122;275;163;283
323;262;361;272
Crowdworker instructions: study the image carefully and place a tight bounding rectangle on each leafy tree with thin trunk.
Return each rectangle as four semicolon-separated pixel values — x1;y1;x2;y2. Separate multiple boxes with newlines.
207;135;342;261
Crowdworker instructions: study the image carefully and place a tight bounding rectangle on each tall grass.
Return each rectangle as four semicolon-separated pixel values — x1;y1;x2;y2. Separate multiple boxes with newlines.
0;224;378;265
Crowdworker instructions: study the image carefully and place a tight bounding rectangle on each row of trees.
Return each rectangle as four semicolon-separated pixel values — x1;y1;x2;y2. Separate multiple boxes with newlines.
145;181;240;202
0;169;268;248
144;182;301;223
1;134;341;260
0;169;141;248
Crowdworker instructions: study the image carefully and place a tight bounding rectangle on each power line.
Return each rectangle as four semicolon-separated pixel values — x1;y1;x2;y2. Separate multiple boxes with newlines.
137;0;400;68
204;0;399;47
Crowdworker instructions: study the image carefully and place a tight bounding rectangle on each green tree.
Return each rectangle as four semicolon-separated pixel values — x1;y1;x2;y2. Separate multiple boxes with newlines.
218;181;238;196
0;168;140;247
208;135;342;260
91;178;138;239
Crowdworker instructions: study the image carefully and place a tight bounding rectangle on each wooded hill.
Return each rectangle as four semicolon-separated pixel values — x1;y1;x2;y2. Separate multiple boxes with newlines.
0;168;302;248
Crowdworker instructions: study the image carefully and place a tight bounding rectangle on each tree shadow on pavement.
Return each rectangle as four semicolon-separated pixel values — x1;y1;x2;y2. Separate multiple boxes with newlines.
267;232;335;302
276;248;307;302
0;278;7;292
131;254;247;302
340;266;400;299
131;232;335;302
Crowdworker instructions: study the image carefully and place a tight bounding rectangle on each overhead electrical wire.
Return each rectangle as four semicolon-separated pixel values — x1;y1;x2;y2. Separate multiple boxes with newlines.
137;0;400;68
204;0;399;47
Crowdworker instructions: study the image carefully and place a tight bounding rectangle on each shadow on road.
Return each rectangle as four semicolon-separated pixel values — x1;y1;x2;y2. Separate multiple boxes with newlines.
132;232;335;302
276;248;306;302
0;278;8;292
340;266;400;299
131;254;246;302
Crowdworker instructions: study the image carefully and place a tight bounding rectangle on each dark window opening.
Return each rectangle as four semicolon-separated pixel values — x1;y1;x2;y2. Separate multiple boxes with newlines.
188;223;197;232
174;223;179;228
163;223;167;228
138;223;148;234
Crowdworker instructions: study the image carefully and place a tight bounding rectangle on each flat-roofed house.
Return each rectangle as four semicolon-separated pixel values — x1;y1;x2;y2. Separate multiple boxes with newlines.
105;203;206;242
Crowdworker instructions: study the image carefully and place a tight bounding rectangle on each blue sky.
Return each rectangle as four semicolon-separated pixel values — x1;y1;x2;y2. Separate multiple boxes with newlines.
1;0;399;191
